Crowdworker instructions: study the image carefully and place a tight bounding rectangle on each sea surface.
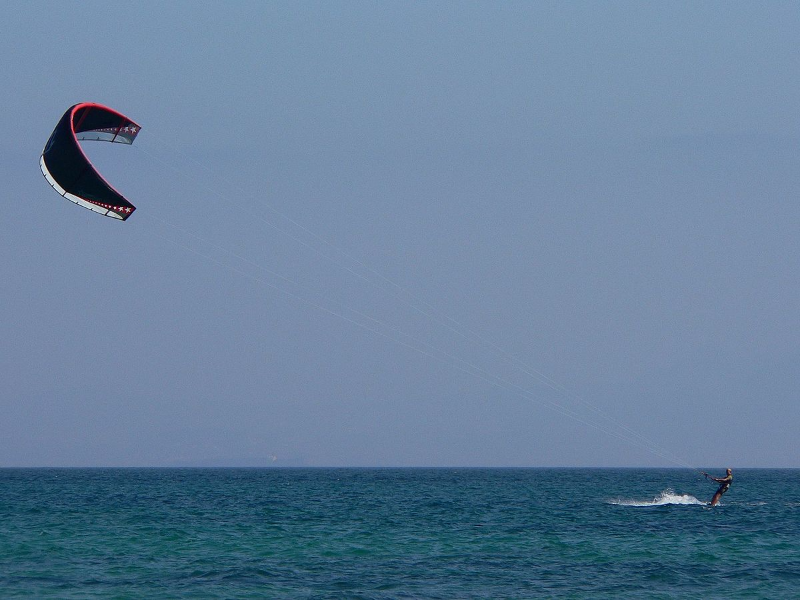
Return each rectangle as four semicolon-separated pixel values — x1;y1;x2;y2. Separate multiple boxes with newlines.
1;468;798;598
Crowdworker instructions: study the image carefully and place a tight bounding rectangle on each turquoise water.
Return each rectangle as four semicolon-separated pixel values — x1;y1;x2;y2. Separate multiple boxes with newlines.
1;469;798;598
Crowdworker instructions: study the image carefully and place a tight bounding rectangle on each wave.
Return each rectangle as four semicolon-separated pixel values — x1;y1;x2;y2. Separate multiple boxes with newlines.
609;489;706;507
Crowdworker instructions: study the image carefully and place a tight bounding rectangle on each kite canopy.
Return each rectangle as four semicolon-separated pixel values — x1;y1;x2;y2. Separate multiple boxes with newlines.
40;102;141;221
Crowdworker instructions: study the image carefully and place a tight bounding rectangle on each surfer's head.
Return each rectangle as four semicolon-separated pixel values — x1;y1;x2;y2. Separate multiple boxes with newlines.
726;468;732;475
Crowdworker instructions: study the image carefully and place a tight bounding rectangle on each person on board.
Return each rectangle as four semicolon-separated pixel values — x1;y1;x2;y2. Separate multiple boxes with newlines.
702;468;732;506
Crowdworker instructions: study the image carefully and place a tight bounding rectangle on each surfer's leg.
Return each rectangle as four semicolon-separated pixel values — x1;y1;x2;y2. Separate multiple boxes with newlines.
710;491;722;506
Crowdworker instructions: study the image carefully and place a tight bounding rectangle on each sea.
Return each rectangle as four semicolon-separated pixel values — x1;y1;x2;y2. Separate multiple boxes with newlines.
1;468;797;598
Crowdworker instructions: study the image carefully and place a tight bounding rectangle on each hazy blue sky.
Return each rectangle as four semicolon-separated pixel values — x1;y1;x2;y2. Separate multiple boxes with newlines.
2;1;798;467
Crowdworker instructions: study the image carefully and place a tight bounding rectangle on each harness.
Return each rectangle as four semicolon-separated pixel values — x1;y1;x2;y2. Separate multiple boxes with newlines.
716;476;732;495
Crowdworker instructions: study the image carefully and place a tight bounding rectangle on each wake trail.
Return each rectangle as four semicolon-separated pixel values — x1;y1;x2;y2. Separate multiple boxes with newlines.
609;489;706;507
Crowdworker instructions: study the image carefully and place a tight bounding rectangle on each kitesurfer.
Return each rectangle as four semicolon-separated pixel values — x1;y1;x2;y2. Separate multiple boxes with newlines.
702;468;732;506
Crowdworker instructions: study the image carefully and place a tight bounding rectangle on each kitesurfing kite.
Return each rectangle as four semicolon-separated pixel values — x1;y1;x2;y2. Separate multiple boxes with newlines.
40;102;141;221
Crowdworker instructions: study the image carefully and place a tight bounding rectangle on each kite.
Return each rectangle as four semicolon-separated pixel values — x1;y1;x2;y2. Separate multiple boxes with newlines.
40;102;141;221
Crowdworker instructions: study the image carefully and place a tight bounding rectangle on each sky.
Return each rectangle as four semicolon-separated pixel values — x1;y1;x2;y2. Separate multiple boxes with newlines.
1;1;799;467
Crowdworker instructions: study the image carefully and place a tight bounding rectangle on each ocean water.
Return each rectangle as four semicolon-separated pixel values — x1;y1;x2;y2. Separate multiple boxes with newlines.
1;468;798;598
